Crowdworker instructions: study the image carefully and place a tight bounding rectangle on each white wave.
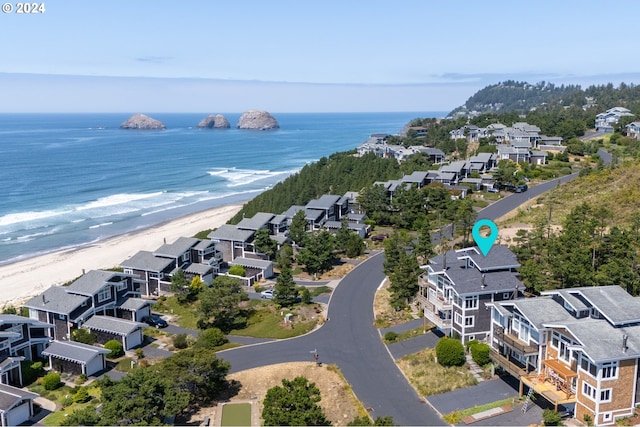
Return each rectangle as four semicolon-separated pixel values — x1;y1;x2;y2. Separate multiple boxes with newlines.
77;192;165;211
0;209;72;227
89;222;113;229
208;167;297;188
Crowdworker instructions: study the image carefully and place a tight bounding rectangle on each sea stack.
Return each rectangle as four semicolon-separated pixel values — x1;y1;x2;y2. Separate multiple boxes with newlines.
196;114;231;129
120;113;166;130
236;110;280;130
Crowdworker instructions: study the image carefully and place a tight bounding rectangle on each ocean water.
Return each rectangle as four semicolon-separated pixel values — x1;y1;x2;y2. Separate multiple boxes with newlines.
0;112;444;265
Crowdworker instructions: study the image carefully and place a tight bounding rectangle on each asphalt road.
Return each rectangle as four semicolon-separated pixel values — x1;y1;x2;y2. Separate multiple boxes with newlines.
218;253;445;426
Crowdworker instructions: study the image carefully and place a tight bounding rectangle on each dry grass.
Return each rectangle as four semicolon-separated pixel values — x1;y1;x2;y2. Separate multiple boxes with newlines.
397;348;478;396
373;279;413;328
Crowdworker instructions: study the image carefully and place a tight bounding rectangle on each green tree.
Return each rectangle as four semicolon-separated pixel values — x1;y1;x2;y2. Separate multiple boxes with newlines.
60;406;100;426
276;243;294;269
415;220;435;263
335;218;352;254
296;230;337;277
228;264;246;276
358;184;391;225
194;327;228;350
274;263;299;306
455;198;476;247
73;387;91;403
198;276;248;332
387;250;421;310
435;337;465;367
254;228;278;260
42;372;61;390
290;210;308;246
71;328;96;345
345;232;365;258
382;231;414;277
262;376;330;426
170;269;193;304
104;340;124;359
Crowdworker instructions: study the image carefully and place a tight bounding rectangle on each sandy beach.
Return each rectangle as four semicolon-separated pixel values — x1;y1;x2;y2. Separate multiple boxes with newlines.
0;204;243;308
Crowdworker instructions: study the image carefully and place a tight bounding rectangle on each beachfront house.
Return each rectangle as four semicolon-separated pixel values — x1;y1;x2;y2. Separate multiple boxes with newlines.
24;270;140;341
0;383;39;427
416;245;522;343
42;340;110;377
82;315;146;350
0;315;52;386
207;224;255;263
487;285;640;425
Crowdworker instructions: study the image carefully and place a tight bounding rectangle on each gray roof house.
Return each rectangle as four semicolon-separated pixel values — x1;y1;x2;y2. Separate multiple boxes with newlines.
207;224;255;263
488;285;640;424
42;340;110;377
0;315;52;386
236;212;275;231
83;315;146;350
0;383;39;427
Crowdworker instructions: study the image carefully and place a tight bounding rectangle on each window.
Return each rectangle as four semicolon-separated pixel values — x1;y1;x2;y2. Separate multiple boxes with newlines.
603;413;612;422
582;381;596;401
601;361;618;379
464;316;474;327
97;288;111;303
502;292;510;300
454;312;462;326
116;281;127;291
464;296;478;310
600;389;611;402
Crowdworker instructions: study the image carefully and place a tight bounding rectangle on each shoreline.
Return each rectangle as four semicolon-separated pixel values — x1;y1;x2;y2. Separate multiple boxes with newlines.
0;203;243;308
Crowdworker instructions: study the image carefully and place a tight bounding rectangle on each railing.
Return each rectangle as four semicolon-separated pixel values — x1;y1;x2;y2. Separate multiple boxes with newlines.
495;326;538;355
424;308;451;329
490;347;528;378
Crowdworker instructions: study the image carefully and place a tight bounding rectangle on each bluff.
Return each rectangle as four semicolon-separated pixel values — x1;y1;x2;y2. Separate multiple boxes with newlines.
197;114;231;129
236;110;279;130
120;114;166;130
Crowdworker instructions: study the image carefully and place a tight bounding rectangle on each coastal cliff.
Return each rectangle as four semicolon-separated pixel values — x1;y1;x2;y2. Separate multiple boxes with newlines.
236;110;279;130
197;114;231;129
120;114;166;130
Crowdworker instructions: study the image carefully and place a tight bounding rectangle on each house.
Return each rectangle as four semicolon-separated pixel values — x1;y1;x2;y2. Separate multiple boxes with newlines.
236;212;275;232
121;251;176;296
625;122;640;139
595;107;634;133
228;257;274;285
24;270;139;341
0;315;52;386
306;195;349;222
468;153;497;173
322;220;369;239
412;147;446;164
42;340;110;377
153;237;223;282
416;245;523;343
487;285;640;425
206;225;255;263
82;315;146;350
0;383;39;427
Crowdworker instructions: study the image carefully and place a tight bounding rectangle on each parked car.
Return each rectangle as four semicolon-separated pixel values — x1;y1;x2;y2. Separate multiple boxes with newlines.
371;234;389;242
515;184;528;193
260;289;275;299
487;186;500;193
143;315;168;328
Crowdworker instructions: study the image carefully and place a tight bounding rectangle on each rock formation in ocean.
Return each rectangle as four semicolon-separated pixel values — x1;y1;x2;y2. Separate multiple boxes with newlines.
120;114;166;130
196;114;231;129
236;110;280;130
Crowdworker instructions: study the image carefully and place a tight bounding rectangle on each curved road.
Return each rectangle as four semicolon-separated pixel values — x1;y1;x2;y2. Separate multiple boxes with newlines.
218;171;584;425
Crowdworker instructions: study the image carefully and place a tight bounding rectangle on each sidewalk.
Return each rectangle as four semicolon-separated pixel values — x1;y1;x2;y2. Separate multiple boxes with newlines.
466;354;484;382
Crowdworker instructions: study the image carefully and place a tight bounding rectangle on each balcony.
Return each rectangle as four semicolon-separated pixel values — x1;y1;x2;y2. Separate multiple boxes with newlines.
495;326;538;355
490;347;529;378
424;307;451;331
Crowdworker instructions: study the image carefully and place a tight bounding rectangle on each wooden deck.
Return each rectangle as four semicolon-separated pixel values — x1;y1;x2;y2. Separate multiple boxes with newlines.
521;375;576;410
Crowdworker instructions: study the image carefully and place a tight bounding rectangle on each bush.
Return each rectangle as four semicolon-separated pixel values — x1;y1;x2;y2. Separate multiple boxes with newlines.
173;333;189;349
470;342;491;366
73;387;91;404
465;339;479;352
104;340;124;359
42;372;61;390
435;337;465;367
543;409;562;426
195;328;228;350
300;287;312;304
71;328;97;345
75;373;87;385
21;361;44;385
384;331;398;342
135;348;145;359
228;265;246;276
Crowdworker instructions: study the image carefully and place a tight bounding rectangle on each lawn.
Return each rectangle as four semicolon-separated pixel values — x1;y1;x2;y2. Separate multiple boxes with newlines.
40;385;101;426
154;296;199;329
383;326;432;344
231;303;318;339
221;402;252;426
443;397;514;424
309;285;333;297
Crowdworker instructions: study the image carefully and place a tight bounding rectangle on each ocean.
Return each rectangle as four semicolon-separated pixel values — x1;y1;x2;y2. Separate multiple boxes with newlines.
0;112;445;265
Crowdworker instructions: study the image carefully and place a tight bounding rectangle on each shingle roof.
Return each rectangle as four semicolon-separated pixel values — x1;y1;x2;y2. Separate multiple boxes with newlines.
207;224;254;242
83;315;145;336
561;320;640;363
232;257;273;269
154;237;199;258
306;195;342;210
504;297;576;329
182;263;213;275
121;250;175;272
0;383;38;411
66;270;115;296
24;286;88;316
42;340;110;364
0;314;53;328
571;286;640;326
117;297;154;311
236;212;275;231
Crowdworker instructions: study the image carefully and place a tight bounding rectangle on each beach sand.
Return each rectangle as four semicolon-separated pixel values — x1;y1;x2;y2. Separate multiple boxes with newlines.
0;204;243;308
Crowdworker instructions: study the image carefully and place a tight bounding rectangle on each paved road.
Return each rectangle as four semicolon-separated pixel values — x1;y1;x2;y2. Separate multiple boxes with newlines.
218;253;445;426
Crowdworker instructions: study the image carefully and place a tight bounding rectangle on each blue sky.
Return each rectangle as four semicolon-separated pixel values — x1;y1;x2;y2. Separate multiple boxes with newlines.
2;0;640;113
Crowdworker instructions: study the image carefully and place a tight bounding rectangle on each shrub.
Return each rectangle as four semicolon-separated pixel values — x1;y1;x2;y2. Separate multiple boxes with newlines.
104;340;124;359
42;372;61;390
384;331;398;342
73;387;91;404
135;348;145;359
435;337;465;367
465;339;479;352
228;265;246;276
75;373;87;385
173;333;189;349
21;361;44;385
195;328;228;350
71;328;97;345
300;287;312;304
543;409;562;426
470;342;491;366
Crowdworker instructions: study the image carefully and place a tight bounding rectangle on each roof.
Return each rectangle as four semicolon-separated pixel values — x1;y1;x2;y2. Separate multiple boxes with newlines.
0;314;53;328
570;286;640;326
42;340;110;364
117;297;154;311
193;239;215;252
236;212;275;231
270;214;287;225
66;270;117;296
154;237;199;258
207;224;254;242
24;286;88;316
182;263;213;275
83;315;145;336
304;208;326;222
459;246;521;271
231;257;273;270
121;250;175;272
502;297;575;330
561;320;640;363
0;383;38;412
403;171;429;184
306;194;342;210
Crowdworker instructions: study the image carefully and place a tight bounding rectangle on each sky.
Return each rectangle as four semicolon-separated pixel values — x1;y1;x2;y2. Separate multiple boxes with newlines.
2;0;640;113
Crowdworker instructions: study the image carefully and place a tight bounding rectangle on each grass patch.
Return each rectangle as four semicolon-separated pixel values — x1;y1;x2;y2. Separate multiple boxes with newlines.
39;385;101;426
115;358;136;373
221;402;252;426
397;348;477;396
373;282;413;328
309;286;333;297
383;326;431;344
154;296;199;329
230;306;317;339
443;397;514;424
29;384;76;404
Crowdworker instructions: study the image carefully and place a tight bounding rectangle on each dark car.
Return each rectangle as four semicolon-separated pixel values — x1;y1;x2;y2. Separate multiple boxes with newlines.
143;315;168;328
371;234;389;242
515;184;528;193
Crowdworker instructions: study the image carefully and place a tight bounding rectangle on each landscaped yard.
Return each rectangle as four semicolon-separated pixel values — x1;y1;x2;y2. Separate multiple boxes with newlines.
153;295;200;330
230;301;320;339
221;402;252;426
39;385;101;426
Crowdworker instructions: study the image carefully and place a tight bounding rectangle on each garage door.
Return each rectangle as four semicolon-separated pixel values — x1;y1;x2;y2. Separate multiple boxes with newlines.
7;401;30;426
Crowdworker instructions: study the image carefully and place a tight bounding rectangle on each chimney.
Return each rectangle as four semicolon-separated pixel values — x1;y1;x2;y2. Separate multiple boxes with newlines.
622;334;628;353
442;252;447;270
481;274;486;289
42;294;46;304
82;268;85;275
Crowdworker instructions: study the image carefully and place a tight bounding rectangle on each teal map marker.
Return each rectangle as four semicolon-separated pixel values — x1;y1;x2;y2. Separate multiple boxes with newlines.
472;219;498;256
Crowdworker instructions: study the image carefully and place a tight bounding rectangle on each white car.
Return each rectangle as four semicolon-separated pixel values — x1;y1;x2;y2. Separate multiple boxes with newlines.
260;289;275;299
